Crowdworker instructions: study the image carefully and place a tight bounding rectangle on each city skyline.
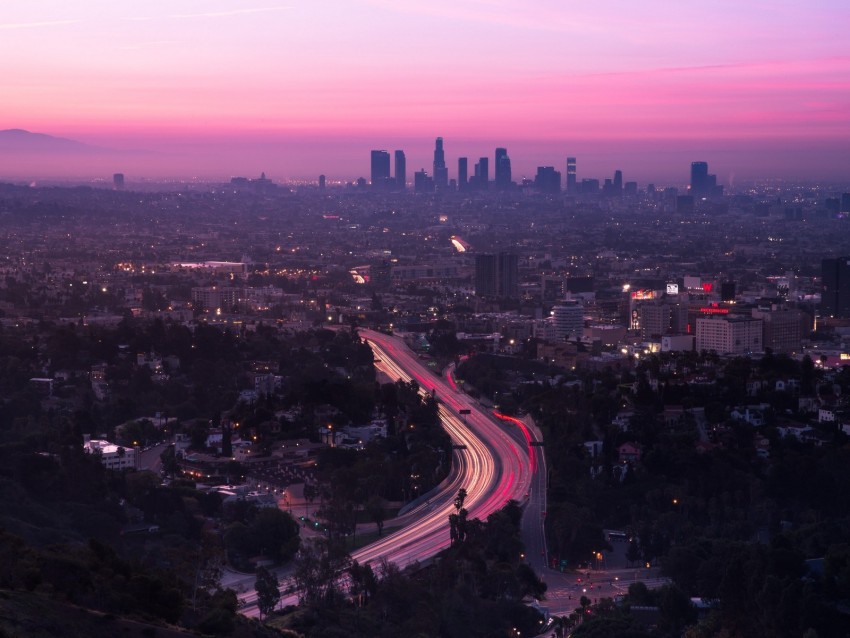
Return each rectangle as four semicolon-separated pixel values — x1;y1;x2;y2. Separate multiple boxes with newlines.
1;1;849;181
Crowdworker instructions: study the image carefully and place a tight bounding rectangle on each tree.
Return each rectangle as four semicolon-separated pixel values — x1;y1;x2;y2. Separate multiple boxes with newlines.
255;565;280;621
626;539;641;567
303;482;317;519
160;445;179;478
454;487;467;512
293;538;351;608
249;507;301;563
366;495;387;536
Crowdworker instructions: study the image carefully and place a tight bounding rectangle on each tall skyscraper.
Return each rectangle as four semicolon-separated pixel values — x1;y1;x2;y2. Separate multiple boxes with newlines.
690;162;708;192
613;170;623;194
319;174;326;190
495;147;512;189
433;137;448;189
822;257;850;318
458;157;468;190
113;173;124;190
394;150;406;189
477;157;489;189
414;169;434;193
566;157;577;193
534;166;561;194
370;150;391;188
690;161;722;197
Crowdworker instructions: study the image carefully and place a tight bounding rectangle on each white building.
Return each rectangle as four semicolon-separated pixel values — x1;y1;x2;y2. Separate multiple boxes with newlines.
695;316;762;355
661;335;696;352
552;301;584;340
83;437;141;471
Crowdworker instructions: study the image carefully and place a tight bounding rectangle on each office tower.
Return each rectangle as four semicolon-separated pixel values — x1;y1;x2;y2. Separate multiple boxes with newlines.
639;302;689;339
113;173;124;190
319;174;326;189
534;166;561;194
613;170;623;194
497;252;519;298
841;193;850;213
495;147;512;189
691;161;708;193
475;255;497;297
566;157;577;193
752;306;803;355
433;137;448;189
580;178;599;194
624;181;638;196
696;316;762;355
458;157;468;190
720;281;736;302
414;169;434;193
370;150;391;188
394;150;406;189
475;252;518;298
822;257;850;318
690;161;722;197
477;157;489;189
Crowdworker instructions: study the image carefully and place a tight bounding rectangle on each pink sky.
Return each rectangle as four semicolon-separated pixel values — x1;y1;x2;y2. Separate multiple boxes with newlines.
2;0;849;181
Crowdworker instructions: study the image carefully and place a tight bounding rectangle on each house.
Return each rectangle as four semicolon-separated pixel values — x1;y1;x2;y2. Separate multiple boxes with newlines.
730;404;770;427
662;406;685;426
612;410;635;431
618;442;642;463
583;440;604;458
798;397;819;414
819;408;836;423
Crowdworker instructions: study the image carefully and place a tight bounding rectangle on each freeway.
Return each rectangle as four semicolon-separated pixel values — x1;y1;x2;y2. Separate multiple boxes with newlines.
352;329;535;568
238;328;538;615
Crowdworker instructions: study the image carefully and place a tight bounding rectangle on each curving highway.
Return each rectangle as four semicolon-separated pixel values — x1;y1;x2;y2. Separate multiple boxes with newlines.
352;329;535;568
237;328;539;614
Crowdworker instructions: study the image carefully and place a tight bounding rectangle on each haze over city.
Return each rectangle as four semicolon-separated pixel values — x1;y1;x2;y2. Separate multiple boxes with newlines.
4;2;850;637
2;0;849;181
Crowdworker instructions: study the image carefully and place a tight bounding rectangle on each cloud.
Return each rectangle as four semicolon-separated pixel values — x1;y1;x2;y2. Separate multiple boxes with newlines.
0;19;81;30
119;40;182;51
171;6;290;19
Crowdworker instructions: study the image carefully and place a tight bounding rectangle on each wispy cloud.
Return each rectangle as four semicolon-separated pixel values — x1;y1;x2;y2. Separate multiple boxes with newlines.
171;6;290;19
0;19;81;30
119;40;182;51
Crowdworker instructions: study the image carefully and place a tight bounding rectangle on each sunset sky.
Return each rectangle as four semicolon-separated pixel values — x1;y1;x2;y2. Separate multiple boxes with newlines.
2;0;849;182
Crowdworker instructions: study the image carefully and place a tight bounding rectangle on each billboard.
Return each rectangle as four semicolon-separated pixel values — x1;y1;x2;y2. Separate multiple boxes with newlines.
630;289;656;300
666;283;679;295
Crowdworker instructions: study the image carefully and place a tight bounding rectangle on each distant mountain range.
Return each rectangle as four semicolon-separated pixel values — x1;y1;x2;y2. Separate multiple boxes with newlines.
0;129;110;154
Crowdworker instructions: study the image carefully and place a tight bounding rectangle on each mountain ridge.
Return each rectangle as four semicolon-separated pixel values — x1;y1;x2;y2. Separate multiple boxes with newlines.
0;129;110;153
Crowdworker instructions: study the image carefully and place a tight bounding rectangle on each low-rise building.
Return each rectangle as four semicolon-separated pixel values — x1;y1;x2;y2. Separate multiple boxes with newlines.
83;436;141;471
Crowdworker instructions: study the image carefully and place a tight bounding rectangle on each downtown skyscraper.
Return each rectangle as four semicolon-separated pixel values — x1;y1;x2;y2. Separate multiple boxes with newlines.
495;147;512;190
566;157;577;193
394;150;406;190
433;137;448;190
370;150;391;189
